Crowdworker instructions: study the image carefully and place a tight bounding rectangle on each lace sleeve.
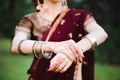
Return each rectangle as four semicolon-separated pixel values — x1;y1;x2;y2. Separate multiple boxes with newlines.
15;17;33;38
83;11;96;27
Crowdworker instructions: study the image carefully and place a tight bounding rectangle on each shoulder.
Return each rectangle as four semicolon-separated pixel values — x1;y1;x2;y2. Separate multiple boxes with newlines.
70;8;92;16
70;8;93;21
16;12;38;29
24;12;39;21
68;8;91;22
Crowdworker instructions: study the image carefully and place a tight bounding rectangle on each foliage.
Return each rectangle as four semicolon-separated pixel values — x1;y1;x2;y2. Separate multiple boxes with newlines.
0;0;34;38
0;0;120;64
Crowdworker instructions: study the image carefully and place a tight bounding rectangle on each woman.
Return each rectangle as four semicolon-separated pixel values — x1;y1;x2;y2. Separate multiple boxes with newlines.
11;0;108;80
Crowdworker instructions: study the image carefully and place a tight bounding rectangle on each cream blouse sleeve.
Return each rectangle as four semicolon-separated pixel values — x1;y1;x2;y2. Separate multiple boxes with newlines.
15;17;33;39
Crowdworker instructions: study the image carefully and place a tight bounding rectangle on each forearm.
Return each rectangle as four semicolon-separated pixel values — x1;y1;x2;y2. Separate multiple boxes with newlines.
12;39;36;54
12;34;56;55
11;31;41;54
76;30;108;53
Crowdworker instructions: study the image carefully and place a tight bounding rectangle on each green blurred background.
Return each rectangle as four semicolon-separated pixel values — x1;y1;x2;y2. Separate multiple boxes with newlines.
0;0;120;80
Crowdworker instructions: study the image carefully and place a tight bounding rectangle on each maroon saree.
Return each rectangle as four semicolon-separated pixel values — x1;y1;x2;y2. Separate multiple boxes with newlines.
24;8;95;80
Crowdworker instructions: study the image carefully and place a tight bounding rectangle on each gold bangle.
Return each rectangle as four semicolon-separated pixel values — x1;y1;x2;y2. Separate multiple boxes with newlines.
85;34;97;50
33;41;43;59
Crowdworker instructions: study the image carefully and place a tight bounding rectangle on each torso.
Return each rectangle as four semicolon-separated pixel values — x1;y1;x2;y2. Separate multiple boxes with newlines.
26;8;95;80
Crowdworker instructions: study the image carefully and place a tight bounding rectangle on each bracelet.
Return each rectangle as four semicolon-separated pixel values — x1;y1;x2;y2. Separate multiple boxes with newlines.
18;39;27;55
32;41;37;54
41;41;52;59
85;34;97;50
33;41;43;59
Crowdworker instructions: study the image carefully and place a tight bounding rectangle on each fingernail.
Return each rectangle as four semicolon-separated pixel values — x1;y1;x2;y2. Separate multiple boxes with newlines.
48;67;52;71
48;68;51;71
82;56;85;59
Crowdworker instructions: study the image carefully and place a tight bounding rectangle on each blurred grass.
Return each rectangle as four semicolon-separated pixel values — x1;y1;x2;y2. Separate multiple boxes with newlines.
95;63;120;80
0;38;33;80
0;38;120;80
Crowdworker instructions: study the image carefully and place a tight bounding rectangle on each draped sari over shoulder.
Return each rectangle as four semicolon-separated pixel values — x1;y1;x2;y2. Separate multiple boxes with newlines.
16;8;95;80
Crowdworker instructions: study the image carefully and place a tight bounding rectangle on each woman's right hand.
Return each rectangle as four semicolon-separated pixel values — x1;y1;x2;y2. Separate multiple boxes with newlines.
48;53;73;73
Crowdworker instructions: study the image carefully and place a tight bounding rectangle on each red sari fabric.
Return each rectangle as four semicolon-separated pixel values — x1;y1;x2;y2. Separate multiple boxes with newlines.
27;8;95;80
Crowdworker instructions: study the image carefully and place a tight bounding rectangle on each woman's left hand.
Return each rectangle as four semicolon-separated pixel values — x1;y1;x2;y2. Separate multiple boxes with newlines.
48;53;73;73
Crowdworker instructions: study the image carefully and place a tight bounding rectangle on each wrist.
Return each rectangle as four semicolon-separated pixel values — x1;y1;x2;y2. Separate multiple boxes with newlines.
43;42;55;52
77;38;92;53
84;34;97;50
41;41;52;59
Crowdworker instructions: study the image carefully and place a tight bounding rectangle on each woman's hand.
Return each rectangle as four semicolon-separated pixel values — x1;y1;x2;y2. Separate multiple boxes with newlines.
48;53;72;73
52;39;84;62
44;39;84;62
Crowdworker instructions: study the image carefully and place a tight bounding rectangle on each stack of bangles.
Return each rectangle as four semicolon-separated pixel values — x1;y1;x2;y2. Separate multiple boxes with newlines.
32;41;52;59
84;34;97;50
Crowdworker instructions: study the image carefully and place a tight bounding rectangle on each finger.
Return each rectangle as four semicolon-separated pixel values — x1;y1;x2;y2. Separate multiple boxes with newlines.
48;54;63;71
66;47;76;61
69;45;79;61
48;61;56;71
48;55;60;71
75;46;84;62
68;40;79;59
62;48;75;62
59;42;75;61
65;40;79;61
75;44;84;58
55;58;67;72
60;59;72;73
